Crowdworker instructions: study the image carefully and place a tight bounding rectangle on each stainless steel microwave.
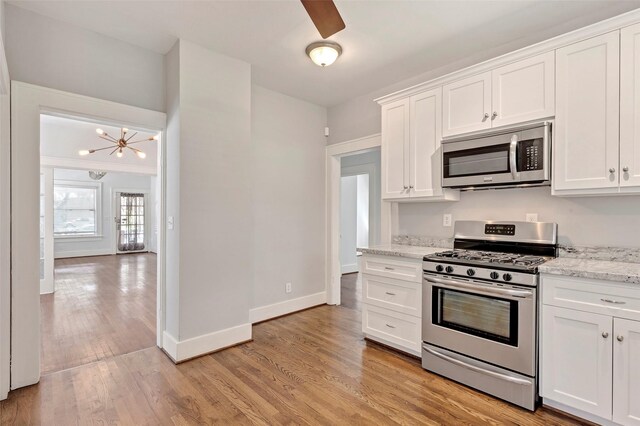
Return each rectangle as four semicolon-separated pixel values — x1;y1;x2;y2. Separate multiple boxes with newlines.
441;122;551;190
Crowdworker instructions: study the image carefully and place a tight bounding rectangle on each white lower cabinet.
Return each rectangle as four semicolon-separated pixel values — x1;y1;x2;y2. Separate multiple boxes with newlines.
541;274;640;425
360;255;422;356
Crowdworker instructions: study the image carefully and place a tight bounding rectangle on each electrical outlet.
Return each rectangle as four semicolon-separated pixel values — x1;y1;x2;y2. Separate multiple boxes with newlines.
443;214;452;227
167;216;174;230
526;213;538;223
285;282;292;293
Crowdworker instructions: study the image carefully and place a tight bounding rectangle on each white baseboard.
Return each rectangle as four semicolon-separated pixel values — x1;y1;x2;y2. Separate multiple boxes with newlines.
162;323;252;363
54;248;114;259
250;291;327;324
341;263;358;274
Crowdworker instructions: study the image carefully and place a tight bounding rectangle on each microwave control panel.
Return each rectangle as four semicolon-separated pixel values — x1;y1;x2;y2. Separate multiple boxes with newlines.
518;138;544;171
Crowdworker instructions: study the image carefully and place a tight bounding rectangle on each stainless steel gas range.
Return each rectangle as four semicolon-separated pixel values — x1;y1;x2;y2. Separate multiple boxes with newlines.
421;220;558;411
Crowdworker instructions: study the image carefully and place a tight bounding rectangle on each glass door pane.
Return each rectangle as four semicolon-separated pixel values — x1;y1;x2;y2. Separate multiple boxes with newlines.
117;193;146;252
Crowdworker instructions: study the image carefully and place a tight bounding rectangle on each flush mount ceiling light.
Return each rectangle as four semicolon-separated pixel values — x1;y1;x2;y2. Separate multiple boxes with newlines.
78;127;158;159
306;41;342;67
88;171;107;180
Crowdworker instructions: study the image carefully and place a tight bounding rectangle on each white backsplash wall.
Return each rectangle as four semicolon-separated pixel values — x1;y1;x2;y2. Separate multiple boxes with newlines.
397;186;640;248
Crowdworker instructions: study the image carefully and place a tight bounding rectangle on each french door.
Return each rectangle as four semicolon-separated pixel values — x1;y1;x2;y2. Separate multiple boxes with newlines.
115;192;147;253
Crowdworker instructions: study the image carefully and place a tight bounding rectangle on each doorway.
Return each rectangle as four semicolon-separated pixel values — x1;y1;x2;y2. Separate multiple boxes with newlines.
8;81;166;391
38;115;160;375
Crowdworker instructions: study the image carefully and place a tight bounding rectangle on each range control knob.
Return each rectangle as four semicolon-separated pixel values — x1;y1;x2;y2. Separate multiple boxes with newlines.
435;265;444;272
466;268;475;277
503;273;513;282
490;271;500;280
445;266;454;274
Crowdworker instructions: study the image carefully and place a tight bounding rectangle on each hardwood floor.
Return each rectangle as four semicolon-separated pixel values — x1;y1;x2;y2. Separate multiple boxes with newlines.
1;272;585;425
40;253;156;375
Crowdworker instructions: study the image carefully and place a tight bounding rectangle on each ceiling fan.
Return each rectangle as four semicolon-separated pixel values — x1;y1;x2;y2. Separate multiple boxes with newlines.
300;0;345;39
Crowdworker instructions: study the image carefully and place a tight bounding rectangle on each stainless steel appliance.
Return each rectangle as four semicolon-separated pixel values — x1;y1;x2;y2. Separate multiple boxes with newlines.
441;121;551;190
422;220;558;411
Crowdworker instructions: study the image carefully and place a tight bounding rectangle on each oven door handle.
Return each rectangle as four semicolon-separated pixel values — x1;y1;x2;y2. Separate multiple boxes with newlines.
424;275;533;298
510;134;519;180
423;346;532;386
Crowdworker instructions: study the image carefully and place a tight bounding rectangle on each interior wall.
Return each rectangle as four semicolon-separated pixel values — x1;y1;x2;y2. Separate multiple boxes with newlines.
398;187;640;247
167;40;253;340
51;169;153;258
356;174;370;249
340;176;358;272
251;85;327;309
0;0;9;401
341;149;382;246
4;4;165;112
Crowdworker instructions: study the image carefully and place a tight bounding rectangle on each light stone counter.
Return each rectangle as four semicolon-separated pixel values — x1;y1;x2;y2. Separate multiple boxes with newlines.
358;244;449;260
539;257;640;285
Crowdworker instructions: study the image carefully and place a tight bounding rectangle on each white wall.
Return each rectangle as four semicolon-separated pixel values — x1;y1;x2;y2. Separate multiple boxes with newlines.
51;169;153;258
340;176;358;273
341;150;382;246
4;4;164;112
398;187;640;247
356;174;370;249
251;85;327;309
165;40;253;343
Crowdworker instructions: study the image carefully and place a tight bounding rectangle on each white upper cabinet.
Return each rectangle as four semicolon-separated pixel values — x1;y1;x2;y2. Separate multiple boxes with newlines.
442;72;492;137
491;51;555;128
620;23;640;189
554;31;620;193
381;89;459;202
381;98;410;199
442;52;555;138
613;317;640;426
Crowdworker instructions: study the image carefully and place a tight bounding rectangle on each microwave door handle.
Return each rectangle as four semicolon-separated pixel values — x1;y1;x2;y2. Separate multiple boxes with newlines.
510;135;519;180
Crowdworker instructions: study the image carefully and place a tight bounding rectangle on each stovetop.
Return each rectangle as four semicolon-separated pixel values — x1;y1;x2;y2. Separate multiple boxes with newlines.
426;249;551;272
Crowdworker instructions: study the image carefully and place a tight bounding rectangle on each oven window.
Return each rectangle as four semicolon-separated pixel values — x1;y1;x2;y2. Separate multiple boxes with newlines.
433;287;519;346
444;143;511;178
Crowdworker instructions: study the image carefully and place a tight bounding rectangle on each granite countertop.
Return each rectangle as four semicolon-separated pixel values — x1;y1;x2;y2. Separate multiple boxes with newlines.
539;257;640;285
358;244;448;260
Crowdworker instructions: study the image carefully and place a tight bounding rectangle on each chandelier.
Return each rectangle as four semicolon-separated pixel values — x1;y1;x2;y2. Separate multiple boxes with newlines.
79;128;158;159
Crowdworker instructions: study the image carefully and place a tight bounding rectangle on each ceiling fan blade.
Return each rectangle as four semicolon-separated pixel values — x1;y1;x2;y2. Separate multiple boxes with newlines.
301;0;345;39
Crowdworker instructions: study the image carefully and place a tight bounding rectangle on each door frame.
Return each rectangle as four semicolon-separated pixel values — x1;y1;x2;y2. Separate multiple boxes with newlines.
0;26;10;401
325;133;395;305
9;81;167;390
112;189;151;254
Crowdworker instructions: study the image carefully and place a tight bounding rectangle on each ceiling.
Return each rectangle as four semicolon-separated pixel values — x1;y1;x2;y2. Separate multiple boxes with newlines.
9;1;640;107
40;115;158;169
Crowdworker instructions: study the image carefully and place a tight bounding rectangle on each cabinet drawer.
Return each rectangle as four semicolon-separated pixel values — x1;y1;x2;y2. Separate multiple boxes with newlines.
542;274;640;321
362;304;421;355
361;255;422;283
362;274;421;316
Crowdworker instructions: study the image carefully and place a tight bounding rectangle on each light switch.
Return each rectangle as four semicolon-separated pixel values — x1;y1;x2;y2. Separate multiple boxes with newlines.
168;216;174;230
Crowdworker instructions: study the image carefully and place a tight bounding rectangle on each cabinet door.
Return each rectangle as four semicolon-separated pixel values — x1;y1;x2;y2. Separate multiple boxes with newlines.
381;99;410;199
491;52;555;128
442;72;492;137
620;23;640;189
409;88;443;198
541;305;613;419
613;318;640;425
554;32;620;192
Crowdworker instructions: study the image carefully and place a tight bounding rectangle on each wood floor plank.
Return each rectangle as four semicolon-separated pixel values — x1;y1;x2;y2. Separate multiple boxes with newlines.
1;272;587;425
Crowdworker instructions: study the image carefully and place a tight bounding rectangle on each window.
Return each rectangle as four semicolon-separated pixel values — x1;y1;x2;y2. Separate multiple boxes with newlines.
53;181;101;237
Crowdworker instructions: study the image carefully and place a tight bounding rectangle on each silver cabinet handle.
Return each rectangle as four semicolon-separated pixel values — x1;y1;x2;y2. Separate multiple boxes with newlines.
601;298;626;305
385;324;396;329
602;332;609;338
408;185;414;189
617;335;624;342
385;292;396;296
384;266;395;271
492;111;498;119
609;168;616;174
483;112;489;120
623;166;629;172
403;185;408;190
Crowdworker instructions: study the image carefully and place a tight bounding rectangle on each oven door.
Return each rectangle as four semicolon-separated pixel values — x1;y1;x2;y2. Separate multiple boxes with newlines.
422;273;536;376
